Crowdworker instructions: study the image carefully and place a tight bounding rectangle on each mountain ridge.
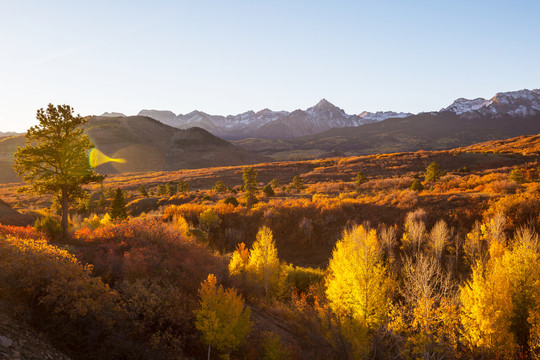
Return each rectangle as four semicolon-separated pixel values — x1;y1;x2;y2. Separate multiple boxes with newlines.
127;88;540;140
135;99;412;139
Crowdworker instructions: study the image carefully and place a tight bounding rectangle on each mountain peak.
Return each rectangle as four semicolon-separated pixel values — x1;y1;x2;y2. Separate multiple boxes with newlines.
307;99;342;114
443;88;540;117
313;98;335;109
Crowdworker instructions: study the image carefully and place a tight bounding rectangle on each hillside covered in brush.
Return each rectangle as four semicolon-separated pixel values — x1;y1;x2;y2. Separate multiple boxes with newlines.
0;116;268;183
4;130;540;359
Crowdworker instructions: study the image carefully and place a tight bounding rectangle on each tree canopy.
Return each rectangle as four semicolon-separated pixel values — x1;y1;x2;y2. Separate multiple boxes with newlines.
194;274;252;359
13;104;102;236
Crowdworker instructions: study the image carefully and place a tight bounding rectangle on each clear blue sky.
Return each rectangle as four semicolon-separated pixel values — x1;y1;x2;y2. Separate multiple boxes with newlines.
1;0;539;132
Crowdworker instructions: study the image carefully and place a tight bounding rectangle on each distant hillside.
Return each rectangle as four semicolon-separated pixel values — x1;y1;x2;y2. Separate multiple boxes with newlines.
0;131;21;138
0;135;25;183
0;116;269;184
234;112;540;159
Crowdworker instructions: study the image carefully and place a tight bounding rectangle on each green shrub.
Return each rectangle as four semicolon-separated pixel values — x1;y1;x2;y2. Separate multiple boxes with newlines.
509;166;525;184
262;184;275;197
213;180;228;193
285;265;324;293
34;215;62;240
410;179;424;191
223;196;240;207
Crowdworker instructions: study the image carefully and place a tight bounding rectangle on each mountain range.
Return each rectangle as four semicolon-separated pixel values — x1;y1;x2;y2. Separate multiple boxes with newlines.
106;89;540;141
1;88;539;183
442;89;540;118
231;89;540;158
133;100;412;139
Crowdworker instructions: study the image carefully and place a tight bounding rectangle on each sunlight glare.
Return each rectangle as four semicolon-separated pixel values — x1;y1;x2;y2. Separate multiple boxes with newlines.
89;148;126;167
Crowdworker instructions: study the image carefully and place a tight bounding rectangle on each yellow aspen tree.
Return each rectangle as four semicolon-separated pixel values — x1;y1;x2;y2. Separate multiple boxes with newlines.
326;225;388;327
194;274;252;360
529;289;540;359
401;254;458;359
460;257;516;358
503;227;540;356
228;242;250;276
247;226;282;298
325;225;389;358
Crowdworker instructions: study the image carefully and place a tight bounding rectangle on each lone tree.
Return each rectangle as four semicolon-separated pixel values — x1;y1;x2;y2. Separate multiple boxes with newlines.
177;179;190;193
138;185;149;197
355;171;368;192
509;166;525;184
242;166;258;208
213;180;227;193
109;188;128;222
13;104;103;237
425;161;442;182
289;175;305;192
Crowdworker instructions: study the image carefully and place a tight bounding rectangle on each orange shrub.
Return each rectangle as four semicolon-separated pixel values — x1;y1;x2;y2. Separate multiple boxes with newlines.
0;234;119;355
0;224;44;240
75;218;226;291
484;192;540;228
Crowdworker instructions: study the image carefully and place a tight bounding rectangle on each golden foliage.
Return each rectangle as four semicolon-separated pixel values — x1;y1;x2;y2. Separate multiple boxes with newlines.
460;257;516;357
326;225;389;328
247;226;283;298
194;274;252;356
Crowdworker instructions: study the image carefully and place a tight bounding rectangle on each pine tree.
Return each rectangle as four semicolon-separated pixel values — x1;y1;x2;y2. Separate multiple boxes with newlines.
425;162;442;182
509;166;525;184
262;184;275;197
289;176;305;192
108;188;128;222
410;179;424;191
242;167;258;208
13;104;103;236
166;181;177;196
213;180;227;193
138;185;148;197
177;180;190;193
355;171;368;192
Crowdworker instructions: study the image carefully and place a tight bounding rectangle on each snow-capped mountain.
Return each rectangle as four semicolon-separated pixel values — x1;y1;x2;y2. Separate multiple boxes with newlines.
110;88;540;140
442;89;540;118
359;111;412;122
136;99;411;139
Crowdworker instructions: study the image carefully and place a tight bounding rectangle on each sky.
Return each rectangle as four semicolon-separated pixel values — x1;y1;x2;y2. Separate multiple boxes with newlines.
0;0;539;132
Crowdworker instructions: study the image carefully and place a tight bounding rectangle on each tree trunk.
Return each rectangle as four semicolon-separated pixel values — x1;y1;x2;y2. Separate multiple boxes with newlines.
207;344;211;360
61;186;69;239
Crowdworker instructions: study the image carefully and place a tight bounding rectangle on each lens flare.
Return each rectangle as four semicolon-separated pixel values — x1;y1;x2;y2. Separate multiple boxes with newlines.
89;148;126;168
